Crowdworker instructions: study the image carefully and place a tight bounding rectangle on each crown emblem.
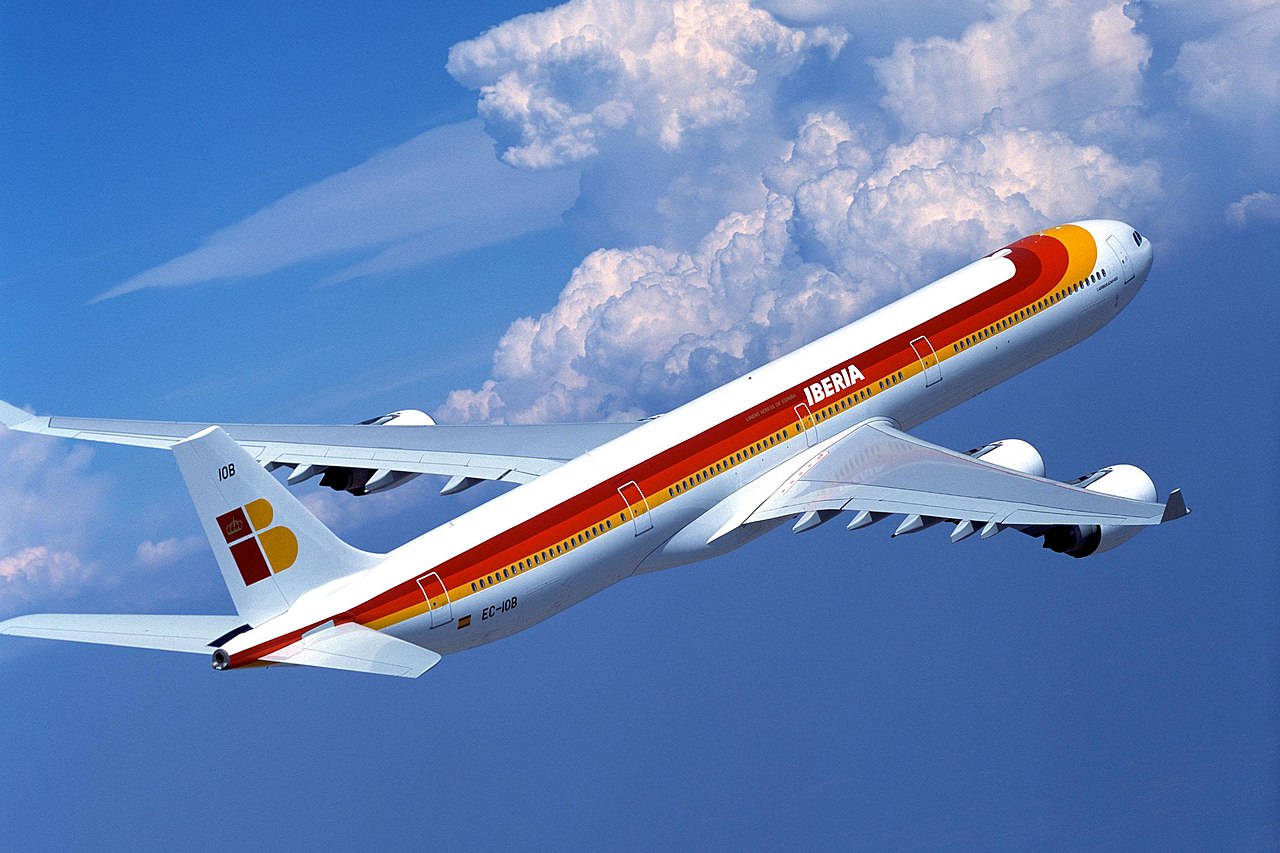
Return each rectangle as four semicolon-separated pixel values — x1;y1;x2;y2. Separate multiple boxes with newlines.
215;499;298;587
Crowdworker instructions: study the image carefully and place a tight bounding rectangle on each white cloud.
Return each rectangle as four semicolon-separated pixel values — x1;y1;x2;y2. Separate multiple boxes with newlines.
299;485;421;537
0;428;109;611
447;0;846;170
872;0;1150;136
1171;1;1280;144
0;547;92;598
135;536;204;568
759;0;987;41
1226;190;1280;229
434;0;1168;427
98;120;579;300
0;429;109;556
440;111;1160;424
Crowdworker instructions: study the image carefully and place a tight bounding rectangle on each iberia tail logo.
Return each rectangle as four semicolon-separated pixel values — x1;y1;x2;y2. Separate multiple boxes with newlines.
215;498;298;585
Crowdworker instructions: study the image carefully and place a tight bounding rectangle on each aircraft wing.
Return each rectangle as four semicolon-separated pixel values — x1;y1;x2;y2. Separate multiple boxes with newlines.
0;399;637;488
713;418;1187;541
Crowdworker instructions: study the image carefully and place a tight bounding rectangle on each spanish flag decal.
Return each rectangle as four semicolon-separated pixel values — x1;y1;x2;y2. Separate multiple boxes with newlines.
456;614;471;629
215;498;298;585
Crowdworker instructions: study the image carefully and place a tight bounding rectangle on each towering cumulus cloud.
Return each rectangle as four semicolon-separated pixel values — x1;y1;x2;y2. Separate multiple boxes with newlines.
448;0;847;244
441;0;1161;424
446;0;846;168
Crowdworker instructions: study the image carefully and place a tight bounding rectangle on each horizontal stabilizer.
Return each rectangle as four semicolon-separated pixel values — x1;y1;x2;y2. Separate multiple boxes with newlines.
261;622;441;678
0;614;244;654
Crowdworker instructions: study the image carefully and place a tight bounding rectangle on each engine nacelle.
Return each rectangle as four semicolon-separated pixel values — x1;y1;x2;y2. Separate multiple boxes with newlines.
301;409;435;495
1042;464;1156;558
966;438;1045;477
357;409;436;427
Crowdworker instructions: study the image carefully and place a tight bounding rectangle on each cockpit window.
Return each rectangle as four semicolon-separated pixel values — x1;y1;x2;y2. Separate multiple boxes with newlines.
1132;230;1143;246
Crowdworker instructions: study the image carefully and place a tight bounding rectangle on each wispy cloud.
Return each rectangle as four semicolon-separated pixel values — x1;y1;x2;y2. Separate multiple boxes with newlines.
95;119;579;301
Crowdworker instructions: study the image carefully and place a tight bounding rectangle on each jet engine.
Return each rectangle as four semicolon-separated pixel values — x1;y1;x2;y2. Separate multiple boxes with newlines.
966;439;1045;477
357;409;436;427
293;409;435;495
1041;464;1156;558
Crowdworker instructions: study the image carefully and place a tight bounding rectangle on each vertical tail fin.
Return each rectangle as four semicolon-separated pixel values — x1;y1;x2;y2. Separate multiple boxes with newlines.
172;426;381;624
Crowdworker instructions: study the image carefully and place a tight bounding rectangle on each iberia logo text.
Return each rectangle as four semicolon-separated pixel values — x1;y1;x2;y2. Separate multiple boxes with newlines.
215;499;298;585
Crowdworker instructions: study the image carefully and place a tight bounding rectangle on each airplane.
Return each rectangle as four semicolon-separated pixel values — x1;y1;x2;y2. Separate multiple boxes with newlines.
0;219;1189;678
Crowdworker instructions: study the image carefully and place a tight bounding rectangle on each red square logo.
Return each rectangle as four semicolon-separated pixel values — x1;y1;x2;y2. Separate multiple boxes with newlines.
216;508;250;543
229;538;271;585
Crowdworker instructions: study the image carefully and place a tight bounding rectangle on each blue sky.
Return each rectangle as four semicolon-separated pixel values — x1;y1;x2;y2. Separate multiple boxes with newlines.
2;1;1277;849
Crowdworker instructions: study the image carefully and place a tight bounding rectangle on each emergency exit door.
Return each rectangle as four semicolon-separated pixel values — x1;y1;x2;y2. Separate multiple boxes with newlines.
617;481;653;535
910;335;942;386
416;571;453;628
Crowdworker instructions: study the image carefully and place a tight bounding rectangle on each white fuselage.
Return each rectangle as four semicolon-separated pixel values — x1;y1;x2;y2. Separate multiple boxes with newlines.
224;220;1153;664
